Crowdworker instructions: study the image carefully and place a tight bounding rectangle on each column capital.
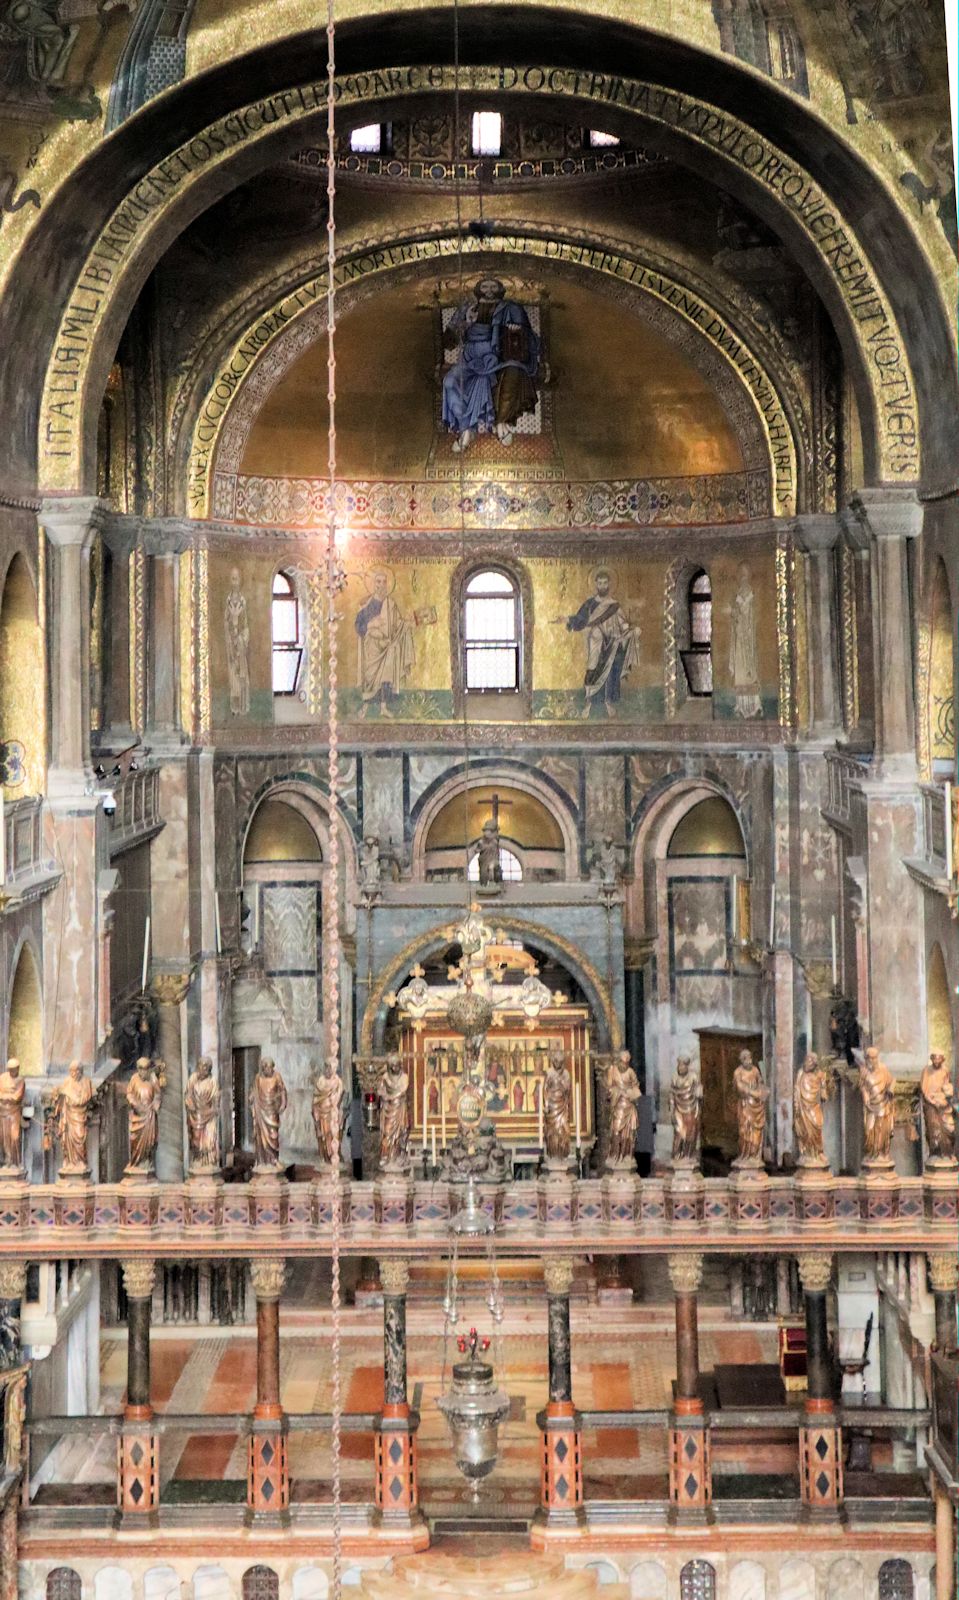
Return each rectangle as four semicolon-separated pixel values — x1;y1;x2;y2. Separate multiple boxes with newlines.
796;1251;833;1293
100;515;140;559
849;486;923;541
150;970;193;1007
543;1256;575;1297
0;1261;27;1299
121;1259;156;1301
791;513;841;553
928;1253;959;1293
379;1258;410;1297
667;1252;704;1295
141;522;194;557
39;496;109;546
250;1258;286;1301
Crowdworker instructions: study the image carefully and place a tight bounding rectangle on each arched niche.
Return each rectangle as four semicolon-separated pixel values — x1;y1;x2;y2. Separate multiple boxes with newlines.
144;1569;182;1600
628;1561;667;1600
93;1571;132;1600
192;1567;232;1600
926;942;955;1071
7;938;43;1077
411;764;579;882
927;555;956;778
423;781;566;884
0;552;44;800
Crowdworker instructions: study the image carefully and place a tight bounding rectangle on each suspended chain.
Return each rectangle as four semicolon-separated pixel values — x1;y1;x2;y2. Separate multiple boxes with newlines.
324;1;343;1593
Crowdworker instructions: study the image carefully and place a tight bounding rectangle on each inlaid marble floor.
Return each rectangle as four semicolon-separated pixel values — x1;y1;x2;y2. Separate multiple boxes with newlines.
35;1311;778;1509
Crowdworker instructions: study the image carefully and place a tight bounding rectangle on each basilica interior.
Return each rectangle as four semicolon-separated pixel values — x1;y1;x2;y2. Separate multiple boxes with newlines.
0;2;956;1598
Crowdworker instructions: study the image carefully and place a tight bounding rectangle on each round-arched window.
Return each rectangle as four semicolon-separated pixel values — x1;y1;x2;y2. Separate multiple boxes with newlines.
463;569;521;692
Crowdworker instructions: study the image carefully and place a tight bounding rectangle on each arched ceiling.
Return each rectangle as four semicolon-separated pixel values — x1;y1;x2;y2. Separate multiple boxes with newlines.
0;4;951;497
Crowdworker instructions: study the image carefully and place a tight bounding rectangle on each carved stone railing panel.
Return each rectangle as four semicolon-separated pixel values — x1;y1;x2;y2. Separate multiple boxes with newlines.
920;783;947;865
107;767;162;855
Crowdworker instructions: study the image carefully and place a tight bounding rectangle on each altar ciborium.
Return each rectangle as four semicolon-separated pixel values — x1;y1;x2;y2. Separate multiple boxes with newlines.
437;1327;511;1495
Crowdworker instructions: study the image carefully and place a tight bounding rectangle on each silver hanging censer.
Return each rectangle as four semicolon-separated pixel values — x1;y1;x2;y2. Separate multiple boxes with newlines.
437;1326;511;1496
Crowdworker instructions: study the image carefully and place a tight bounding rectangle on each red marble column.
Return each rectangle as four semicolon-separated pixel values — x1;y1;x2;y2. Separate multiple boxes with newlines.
796;1252;843;1516
374;1258;425;1543
538;1257;583;1526
247;1259;289;1521
118;1260;159;1520
667;1253;711;1520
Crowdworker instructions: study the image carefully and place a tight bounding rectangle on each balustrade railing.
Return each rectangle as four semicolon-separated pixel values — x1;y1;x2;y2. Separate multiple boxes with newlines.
106;766;162;854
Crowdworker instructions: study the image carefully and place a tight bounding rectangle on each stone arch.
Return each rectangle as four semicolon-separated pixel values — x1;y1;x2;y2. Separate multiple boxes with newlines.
926;941;955;1072
191;1567;232;1600
292;1571;329;1600
449;551;535;720
628;1561;667;1600
778;1562;816;1600
16;27;942;499
729;1561;767;1600
46;1572;82;1600
628;773;751;930
6;936;43;1076
410;759;581;882
827;1558;864;1600
664;556;716;720
92;1570;132;1600
361;911;619;1052
0;550;45;801
182;236;798;521
241;774;359;898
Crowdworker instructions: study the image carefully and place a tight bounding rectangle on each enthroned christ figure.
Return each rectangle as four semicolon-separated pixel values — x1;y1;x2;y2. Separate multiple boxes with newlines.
442;276;540;452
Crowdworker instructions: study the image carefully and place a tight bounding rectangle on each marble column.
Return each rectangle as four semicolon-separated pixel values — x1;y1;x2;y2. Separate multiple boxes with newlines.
794;515;842;737
118;1259;159;1519
99;520;137;746
796;1252;843;1517
374;1258;422;1531
247;1258;288;1521
928;1254;958;1351
143;529;189;746
667;1252;710;1519
150;970;192;1182
40;497;105;796
538;1256;583;1524
935;1483;956;1600
853;488;922;771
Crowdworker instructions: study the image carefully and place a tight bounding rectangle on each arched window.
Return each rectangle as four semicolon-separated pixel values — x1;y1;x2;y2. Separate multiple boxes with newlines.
271;571;302;695
878;1561;915;1600
242;1569;279;1600
681;569;713;697
680;1562;716;1600
463;569;520;692
46;1571;81;1600
468;844;523;882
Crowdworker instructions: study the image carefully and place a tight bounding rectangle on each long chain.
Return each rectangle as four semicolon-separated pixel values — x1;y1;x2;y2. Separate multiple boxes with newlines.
324;2;343;1592
451;0;473;904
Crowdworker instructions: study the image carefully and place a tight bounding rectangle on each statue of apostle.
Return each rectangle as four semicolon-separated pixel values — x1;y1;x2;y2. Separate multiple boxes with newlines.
732;1049;768;1168
379;1052;411;1173
125;1057;162;1177
543;1044;572;1164
793;1053;833;1168
185;1056;221;1175
669;1055;703;1166
251;1058;288;1172
312;1061;345;1169
606;1050;641;1169
476;818;502;886
920;1052;957;1164
51;1060;95;1178
0;1059;25;1174
859;1047;896;1167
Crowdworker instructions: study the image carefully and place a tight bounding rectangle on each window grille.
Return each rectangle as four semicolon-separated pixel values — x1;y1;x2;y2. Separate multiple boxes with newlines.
272;571;303;695
463;569;520;691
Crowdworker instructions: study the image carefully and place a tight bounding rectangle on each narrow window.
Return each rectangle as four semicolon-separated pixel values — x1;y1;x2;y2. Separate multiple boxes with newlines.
878;1561;915;1600
468;844;523;883
471;111;502;156
349;123;382;153
680;1562;716;1600
271;571;302;695
589;129;620;147
681;568;713;697
463;569;520;692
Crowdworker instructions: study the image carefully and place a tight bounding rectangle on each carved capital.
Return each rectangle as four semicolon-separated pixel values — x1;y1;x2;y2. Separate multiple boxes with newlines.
121;1259;156;1300
851;486;923;542
40;496;108;547
0;1261;27;1300
542;1256;574;1297
801;959;835;1001
796;1252;833;1294
667;1252;704;1295
379;1258;410;1297
151;971;193;1007
928;1253;959;1294
250;1258;286;1302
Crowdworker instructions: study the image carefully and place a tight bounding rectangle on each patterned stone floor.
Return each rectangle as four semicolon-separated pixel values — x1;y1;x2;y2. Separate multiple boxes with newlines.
34;1288;780;1511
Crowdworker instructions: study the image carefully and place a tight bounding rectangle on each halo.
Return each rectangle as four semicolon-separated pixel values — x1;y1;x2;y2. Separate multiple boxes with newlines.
590;565;612;588
362;566;396;597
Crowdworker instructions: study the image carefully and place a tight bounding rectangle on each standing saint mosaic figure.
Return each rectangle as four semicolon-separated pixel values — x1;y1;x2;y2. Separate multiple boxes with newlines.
224;567;250;717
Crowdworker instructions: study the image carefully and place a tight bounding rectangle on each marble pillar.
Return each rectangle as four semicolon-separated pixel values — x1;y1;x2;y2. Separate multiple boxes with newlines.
118;1259;159;1520
374;1258;422;1531
853;489;922;773
143;530;188;747
928;1254;958;1351
247;1258;289;1521
667;1252;710;1520
100;521;137;746
151;971;192;1182
796;1253;843;1517
794;515;842;737
538;1256;583;1525
40;498;105;796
